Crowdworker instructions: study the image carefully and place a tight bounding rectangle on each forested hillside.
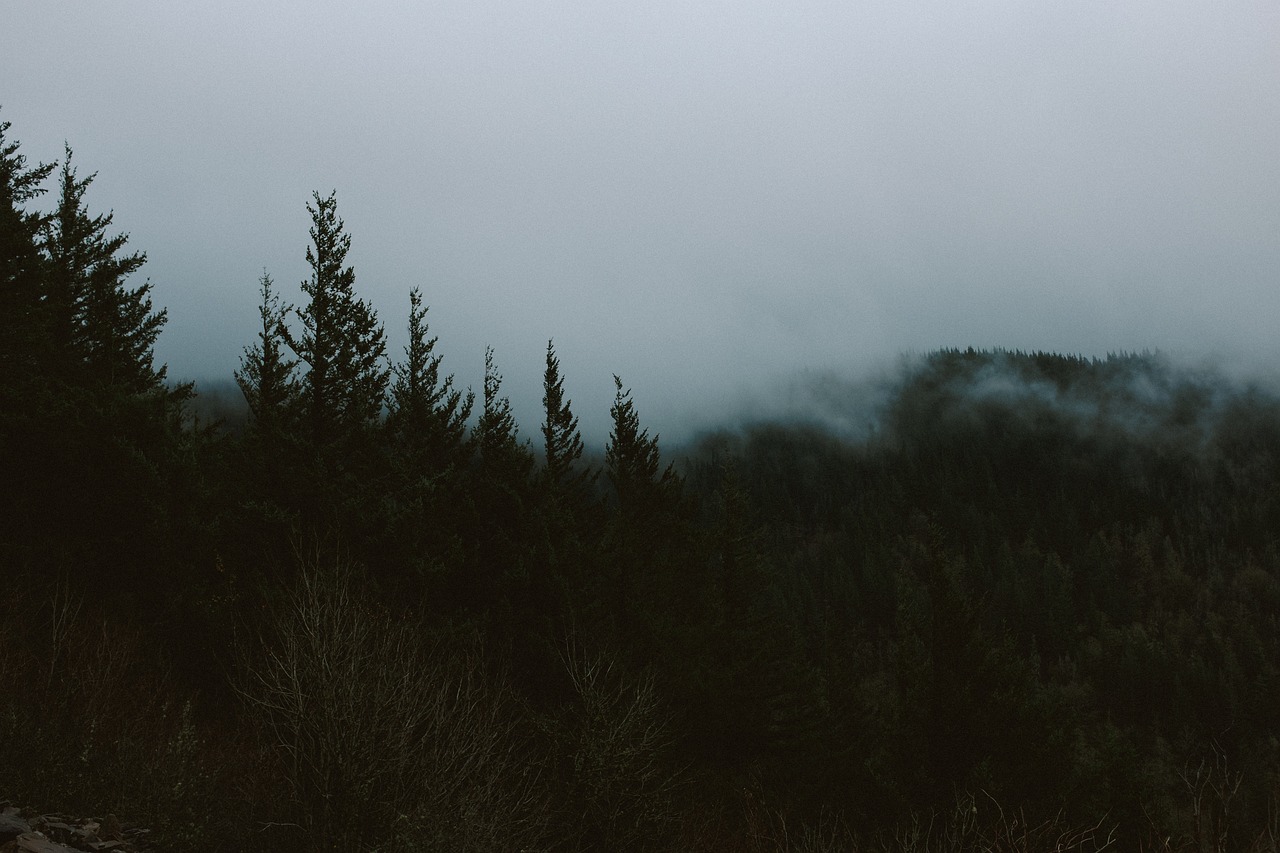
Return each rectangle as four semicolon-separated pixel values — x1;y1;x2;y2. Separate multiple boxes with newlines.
3;118;1279;852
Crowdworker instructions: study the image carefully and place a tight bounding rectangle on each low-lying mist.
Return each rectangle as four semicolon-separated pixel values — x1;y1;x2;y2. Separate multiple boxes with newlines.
188;346;1280;468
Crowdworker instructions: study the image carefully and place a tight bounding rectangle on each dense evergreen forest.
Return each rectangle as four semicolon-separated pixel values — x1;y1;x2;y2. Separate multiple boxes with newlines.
3;116;1280;852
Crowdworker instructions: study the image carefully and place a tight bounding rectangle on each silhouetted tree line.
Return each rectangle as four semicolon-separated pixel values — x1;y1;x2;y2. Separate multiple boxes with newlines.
4;115;1280;851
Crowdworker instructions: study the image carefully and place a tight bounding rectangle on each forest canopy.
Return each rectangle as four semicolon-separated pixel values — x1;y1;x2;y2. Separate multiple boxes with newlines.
3;116;1279;852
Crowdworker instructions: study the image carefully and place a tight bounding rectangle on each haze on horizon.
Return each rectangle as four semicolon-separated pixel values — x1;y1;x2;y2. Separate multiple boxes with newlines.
3;1;1278;444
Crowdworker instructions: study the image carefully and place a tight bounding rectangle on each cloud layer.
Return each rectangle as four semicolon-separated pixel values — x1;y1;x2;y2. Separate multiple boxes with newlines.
4;0;1278;442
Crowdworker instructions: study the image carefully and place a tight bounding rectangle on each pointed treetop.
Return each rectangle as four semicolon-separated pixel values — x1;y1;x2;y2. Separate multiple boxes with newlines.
0;113;57;374
236;270;298;438
0;113;55;208
542;339;585;490
606;374;676;510
284;189;389;449
477;346;533;477
45;145;165;393
387;287;472;459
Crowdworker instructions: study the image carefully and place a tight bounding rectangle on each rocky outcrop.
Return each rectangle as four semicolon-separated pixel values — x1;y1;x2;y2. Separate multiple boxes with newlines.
0;810;32;845
0;807;151;853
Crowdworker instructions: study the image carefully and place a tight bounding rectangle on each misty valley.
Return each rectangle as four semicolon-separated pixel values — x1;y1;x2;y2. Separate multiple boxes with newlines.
5;118;1280;852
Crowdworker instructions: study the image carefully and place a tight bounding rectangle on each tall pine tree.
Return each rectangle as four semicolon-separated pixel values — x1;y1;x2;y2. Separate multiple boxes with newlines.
604;375;681;644
275;191;390;551
0;114;56;565
380;288;474;590
236;271;298;443
386;287;472;469
476;346;530;474
605;375;676;513
460;347;534;620
284;191;389;454
11;140;194;618
541;339;586;494
230;270;303;579
531;340;598;668
0;112;54;385
43;146;167;393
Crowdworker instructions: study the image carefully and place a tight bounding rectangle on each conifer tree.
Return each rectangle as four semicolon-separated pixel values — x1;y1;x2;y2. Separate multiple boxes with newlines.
541;339;586;493
605;375;676;512
603;375;681;641
0;113;54;383
236;271;298;442
386;287;472;466
460;346;534;619
0;115;56;562
9;141;193;616
284;191;389;452
531;340;598;660
44;146;166;393
232;270;302;576
476;346;530;473
381;289;474;587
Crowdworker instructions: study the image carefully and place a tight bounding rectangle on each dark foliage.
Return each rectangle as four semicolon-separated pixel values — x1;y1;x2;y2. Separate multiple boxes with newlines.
4;115;1280;851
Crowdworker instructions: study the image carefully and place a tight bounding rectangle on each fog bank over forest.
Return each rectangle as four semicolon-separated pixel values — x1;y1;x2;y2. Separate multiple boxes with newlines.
4;0;1278;444
8;98;1280;847
191;344;1280;459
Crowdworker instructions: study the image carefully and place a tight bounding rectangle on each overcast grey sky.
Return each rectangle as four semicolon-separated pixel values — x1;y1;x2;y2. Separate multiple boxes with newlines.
4;1;1278;442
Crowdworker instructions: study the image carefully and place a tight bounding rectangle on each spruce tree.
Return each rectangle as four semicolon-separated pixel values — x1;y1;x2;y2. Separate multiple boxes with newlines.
0;114;56;565
603;375;680;642
284;191;389;453
532;340;598;665
0;113;54;384
44;146;166;393
386;287;472;467
11;141;193;619
476;346;530;473
236;271;298;442
465;346;533;617
605;375;676;512
232;270;302;577
541;339;586;492
382;288;474;589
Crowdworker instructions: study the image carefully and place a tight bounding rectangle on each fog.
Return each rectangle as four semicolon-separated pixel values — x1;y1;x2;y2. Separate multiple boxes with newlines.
4;1;1278;444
